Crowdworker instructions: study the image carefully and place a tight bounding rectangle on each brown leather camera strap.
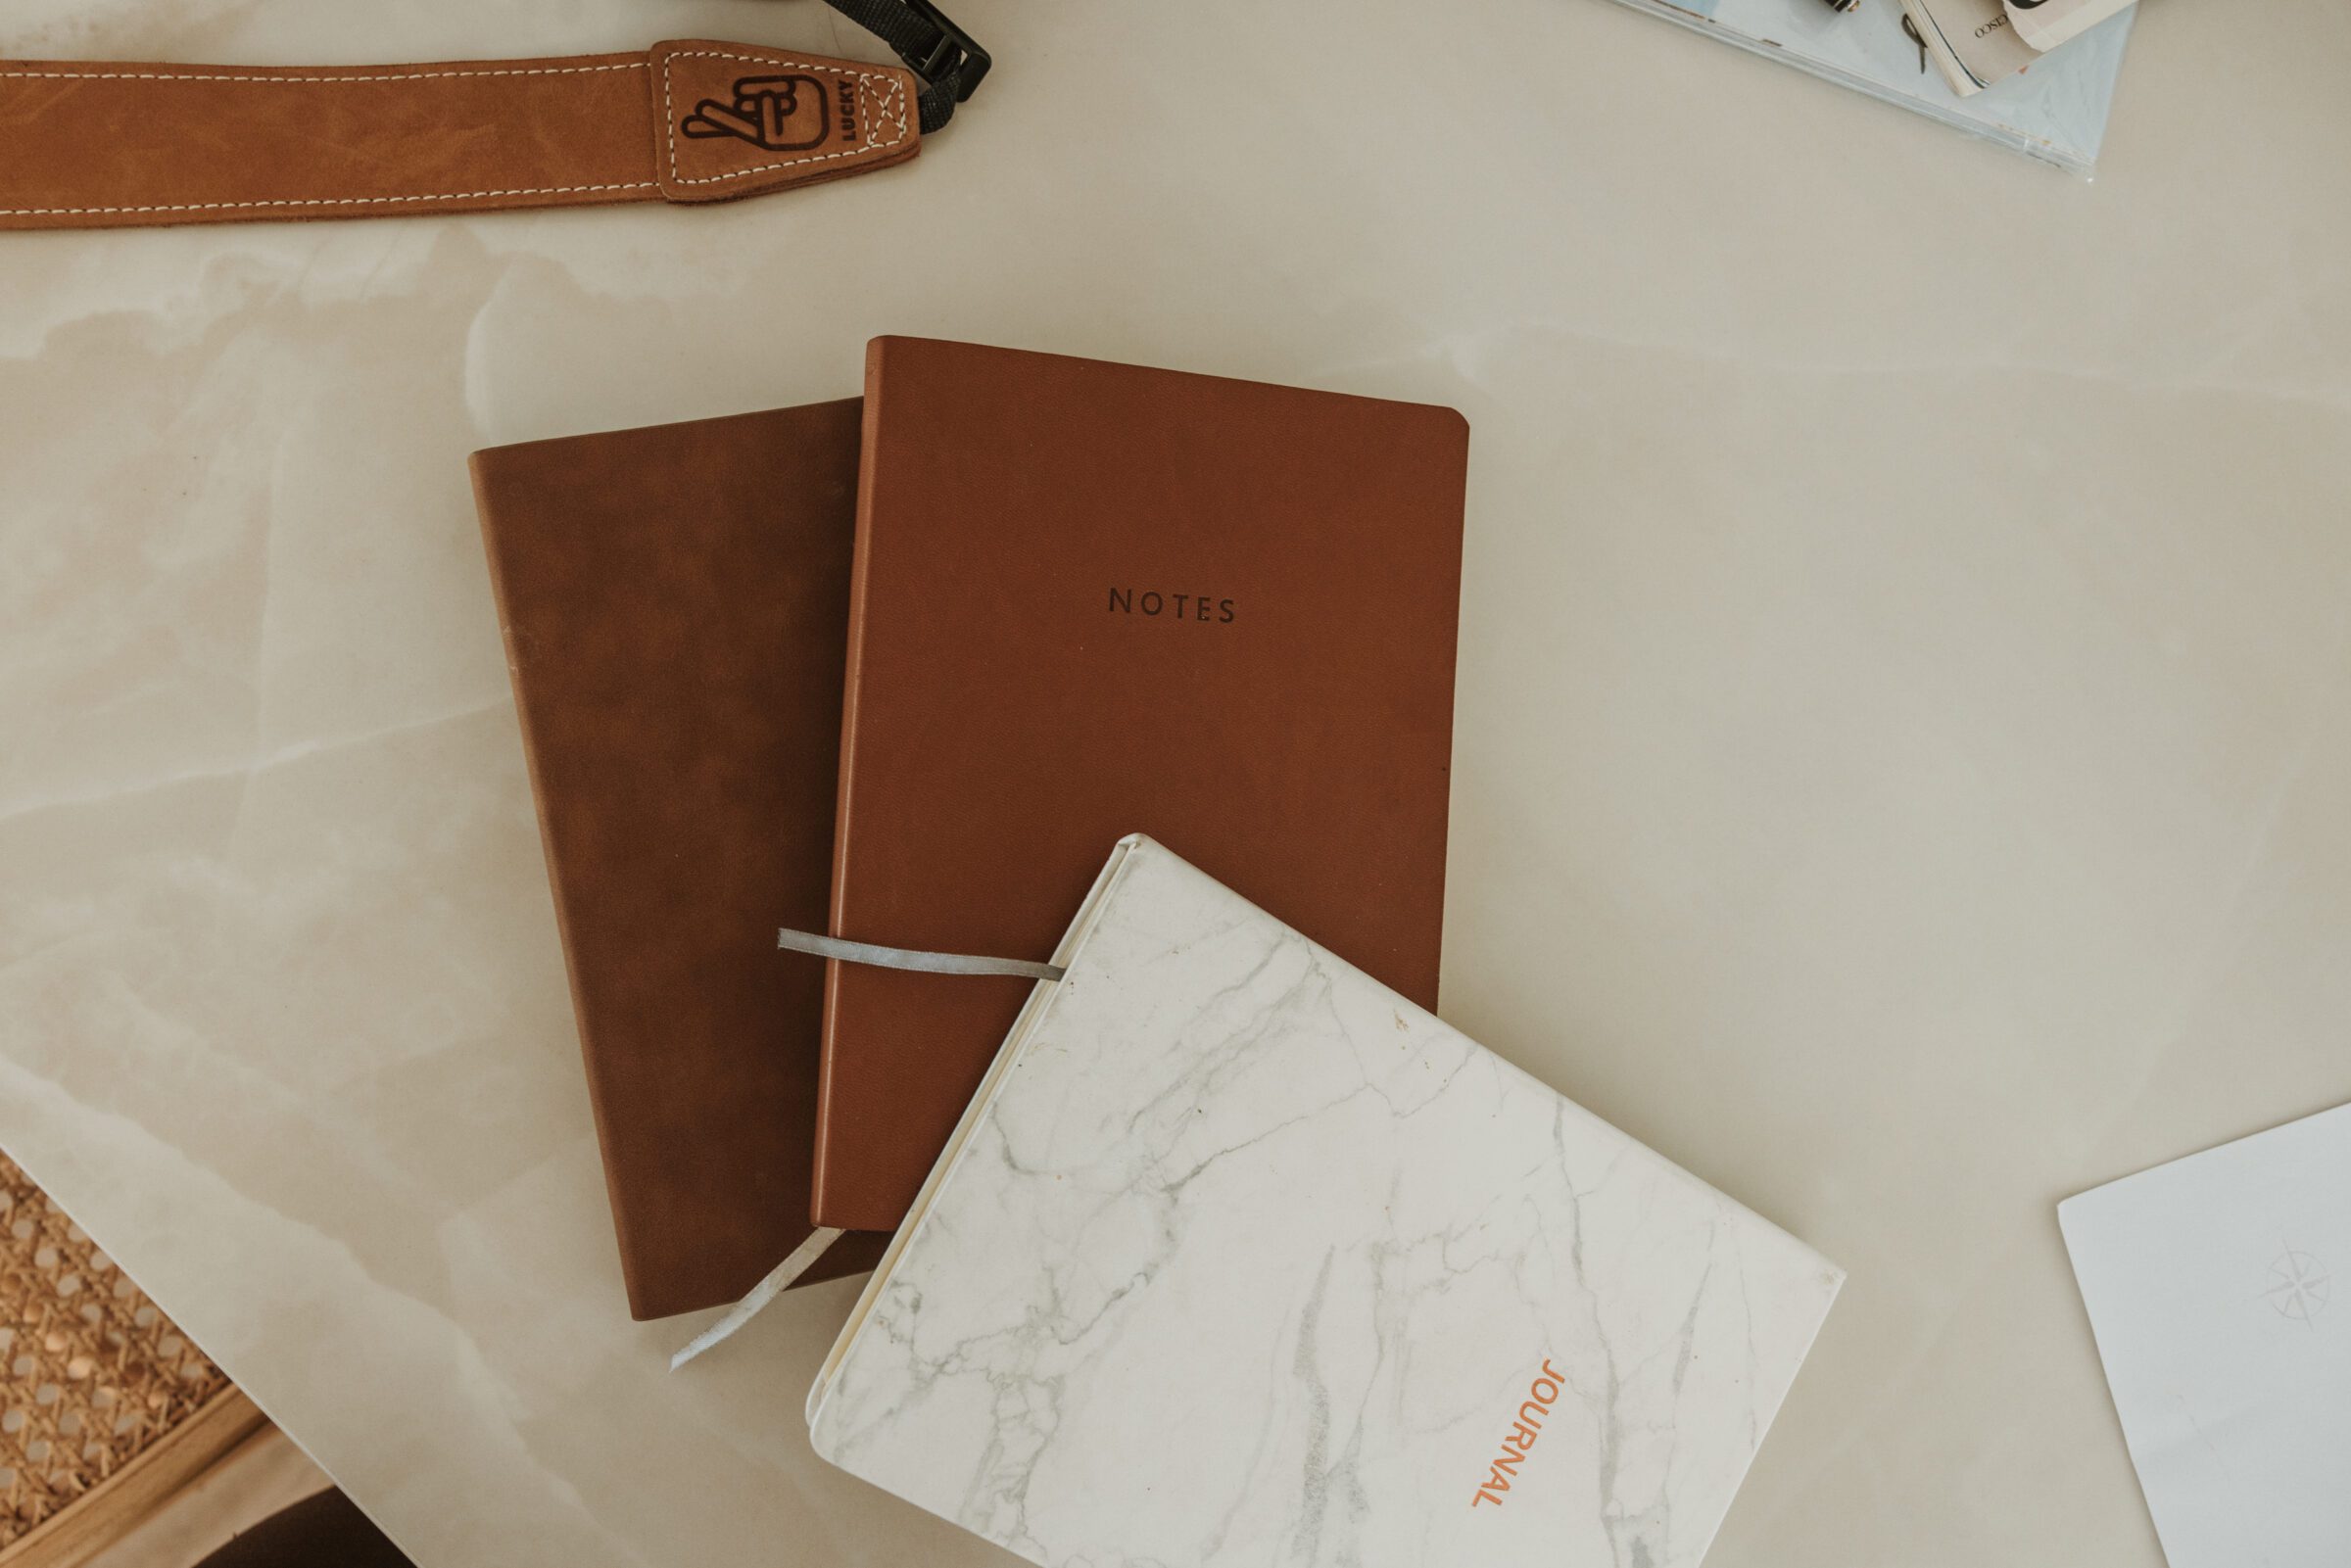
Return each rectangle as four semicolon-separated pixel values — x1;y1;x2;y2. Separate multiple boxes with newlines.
0;38;929;231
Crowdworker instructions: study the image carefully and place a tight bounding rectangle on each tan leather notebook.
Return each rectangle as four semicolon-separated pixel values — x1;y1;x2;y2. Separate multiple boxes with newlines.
812;338;1468;1231
470;402;887;1321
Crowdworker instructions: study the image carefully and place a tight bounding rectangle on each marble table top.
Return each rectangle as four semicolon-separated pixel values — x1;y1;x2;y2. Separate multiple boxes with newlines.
2;2;2345;1565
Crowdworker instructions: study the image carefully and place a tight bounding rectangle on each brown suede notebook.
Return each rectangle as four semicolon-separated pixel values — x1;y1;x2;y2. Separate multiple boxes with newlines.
812;338;1469;1231
470;402;887;1321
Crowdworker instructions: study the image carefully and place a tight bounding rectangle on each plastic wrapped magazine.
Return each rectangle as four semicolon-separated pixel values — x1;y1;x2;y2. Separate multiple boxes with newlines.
1597;0;2135;173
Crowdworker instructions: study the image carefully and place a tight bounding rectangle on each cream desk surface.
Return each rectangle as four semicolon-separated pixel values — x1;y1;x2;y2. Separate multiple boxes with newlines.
2;2;2346;1565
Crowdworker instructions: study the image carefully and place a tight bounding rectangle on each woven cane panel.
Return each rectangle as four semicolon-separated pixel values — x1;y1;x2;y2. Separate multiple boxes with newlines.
0;1154;230;1548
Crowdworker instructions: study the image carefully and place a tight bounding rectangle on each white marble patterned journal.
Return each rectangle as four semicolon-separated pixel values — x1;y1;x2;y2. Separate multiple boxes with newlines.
807;836;1843;1567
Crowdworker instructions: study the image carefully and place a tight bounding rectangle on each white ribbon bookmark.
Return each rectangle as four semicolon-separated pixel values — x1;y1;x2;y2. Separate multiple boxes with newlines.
670;1226;847;1369
773;927;1066;981
668;928;1065;1369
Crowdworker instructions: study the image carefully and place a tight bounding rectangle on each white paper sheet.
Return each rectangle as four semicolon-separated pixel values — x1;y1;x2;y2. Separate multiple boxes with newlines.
2060;1103;2351;1568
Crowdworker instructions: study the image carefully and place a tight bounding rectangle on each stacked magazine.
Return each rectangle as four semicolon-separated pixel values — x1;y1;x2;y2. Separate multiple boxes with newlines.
1598;0;2137;173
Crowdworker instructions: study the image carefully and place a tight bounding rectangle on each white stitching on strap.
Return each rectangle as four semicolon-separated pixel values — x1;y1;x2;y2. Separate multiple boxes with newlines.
0;62;647;83
0;182;656;218
659;48;910;189
864;70;910;148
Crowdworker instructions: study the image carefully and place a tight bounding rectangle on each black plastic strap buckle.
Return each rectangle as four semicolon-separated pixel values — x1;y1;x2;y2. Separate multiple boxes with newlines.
899;0;990;101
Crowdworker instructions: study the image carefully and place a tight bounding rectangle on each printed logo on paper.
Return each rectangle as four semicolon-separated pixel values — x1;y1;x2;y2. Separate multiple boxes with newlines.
2267;1250;2329;1323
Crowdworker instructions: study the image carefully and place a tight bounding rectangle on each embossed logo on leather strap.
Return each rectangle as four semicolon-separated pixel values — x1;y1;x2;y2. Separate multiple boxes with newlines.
650;42;913;204
681;74;834;151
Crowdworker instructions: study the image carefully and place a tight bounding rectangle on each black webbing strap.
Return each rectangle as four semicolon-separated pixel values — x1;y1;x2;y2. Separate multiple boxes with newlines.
819;0;990;133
